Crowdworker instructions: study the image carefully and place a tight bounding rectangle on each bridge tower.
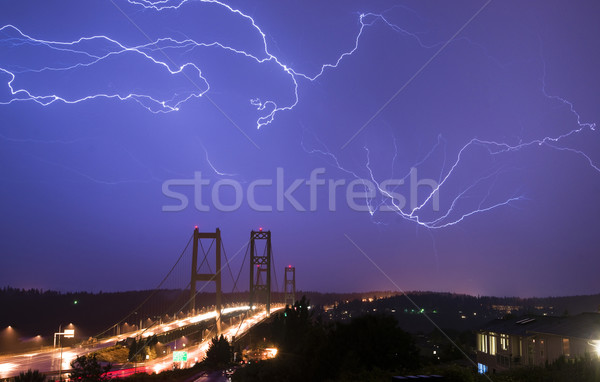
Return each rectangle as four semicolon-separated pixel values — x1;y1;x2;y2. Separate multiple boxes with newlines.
284;266;296;307
190;226;222;334
249;228;272;316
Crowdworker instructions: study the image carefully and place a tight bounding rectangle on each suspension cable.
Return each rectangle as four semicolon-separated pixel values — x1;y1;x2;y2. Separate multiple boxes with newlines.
197;239;214;274
271;245;279;293
221;239;236;287
94;233;193;339
232;241;250;292
104;237;253;371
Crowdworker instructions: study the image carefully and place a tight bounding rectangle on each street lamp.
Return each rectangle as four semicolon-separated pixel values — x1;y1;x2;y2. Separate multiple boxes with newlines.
54;325;75;381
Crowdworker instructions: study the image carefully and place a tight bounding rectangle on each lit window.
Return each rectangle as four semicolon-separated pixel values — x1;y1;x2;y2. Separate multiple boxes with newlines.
563;338;570;357
478;333;489;353
500;334;509;351
477;363;488;374
489;334;497;355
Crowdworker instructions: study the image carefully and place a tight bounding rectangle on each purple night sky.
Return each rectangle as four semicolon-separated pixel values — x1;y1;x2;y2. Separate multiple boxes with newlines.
1;0;599;297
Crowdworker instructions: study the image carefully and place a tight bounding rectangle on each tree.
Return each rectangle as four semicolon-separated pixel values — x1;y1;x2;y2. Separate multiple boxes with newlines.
331;314;420;373
14;369;46;382
278;296;318;353
128;338;139;362
69;354;111;382
234;312;419;381
203;335;232;369
128;335;158;362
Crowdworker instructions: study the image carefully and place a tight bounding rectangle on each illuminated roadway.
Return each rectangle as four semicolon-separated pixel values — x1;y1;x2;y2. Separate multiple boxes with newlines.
0;305;283;379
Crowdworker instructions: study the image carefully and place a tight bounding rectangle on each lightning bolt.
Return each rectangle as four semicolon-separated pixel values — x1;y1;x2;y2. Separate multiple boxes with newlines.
302;52;596;229
0;1;488;129
0;24;209;112
197;139;238;177
1;0;597;225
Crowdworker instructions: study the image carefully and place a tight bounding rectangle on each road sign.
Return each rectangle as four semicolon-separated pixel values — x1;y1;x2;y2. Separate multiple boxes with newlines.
64;329;75;338
173;351;188;362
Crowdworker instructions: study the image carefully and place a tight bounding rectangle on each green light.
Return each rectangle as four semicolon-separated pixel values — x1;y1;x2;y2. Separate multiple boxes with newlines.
73;300;78;305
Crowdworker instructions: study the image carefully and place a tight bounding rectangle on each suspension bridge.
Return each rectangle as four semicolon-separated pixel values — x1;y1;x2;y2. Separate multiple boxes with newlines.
0;227;297;380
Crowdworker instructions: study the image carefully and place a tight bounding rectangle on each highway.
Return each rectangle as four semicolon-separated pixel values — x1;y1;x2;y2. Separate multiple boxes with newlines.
137;306;282;375
0;305;281;379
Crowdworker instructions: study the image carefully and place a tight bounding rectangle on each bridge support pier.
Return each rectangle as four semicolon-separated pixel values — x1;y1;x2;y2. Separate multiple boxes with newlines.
249;229;272;316
190;227;222;335
284;266;296;307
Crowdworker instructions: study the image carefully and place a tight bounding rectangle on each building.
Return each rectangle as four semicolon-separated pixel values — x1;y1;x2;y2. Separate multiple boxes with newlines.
476;313;600;374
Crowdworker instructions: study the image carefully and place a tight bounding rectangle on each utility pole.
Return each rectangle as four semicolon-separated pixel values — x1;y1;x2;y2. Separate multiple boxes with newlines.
58;325;62;382
54;325;74;381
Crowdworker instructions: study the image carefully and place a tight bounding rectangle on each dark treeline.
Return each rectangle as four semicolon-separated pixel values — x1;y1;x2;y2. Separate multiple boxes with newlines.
327;291;600;333
0;287;383;342
2;286;599;351
0;287;252;350
0;287;355;346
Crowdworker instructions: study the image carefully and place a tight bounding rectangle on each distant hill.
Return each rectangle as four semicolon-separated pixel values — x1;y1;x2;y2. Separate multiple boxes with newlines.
1;287;598;352
321;291;600;333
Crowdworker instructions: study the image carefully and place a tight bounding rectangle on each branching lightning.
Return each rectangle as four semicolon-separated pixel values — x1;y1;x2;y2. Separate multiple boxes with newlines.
1;0;597;229
302;58;597;229
0;1;483;128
